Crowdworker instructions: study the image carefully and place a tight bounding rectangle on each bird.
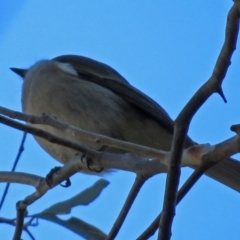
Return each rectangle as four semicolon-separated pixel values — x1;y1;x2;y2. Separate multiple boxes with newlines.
10;54;240;192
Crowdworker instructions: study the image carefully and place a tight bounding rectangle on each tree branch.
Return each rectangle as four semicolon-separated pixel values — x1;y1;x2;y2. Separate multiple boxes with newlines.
0;106;166;159
106;175;147;240
137;162;215;239
0;132;27;211
13;201;26;240
159;4;240;240
0;172;42;187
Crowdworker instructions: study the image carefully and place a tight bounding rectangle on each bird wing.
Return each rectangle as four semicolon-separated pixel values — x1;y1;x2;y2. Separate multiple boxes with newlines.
53;55;174;134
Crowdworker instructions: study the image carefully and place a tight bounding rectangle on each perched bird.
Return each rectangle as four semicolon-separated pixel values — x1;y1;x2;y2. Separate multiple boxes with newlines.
11;55;240;192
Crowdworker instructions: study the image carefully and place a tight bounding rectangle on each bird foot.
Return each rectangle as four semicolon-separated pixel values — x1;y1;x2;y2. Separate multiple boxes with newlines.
46;166;71;187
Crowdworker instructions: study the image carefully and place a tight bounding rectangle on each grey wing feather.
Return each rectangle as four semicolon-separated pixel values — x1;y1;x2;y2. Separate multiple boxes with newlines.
53;55;174;133
53;55;130;83
204;158;240;192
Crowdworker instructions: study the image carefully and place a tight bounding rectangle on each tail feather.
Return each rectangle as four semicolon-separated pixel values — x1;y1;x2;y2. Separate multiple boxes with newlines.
204;158;240;192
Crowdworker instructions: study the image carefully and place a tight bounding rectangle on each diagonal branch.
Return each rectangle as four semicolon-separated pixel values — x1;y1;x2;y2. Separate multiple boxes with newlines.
0;106;165;159
159;4;240;240
0;132;27;211
137;162;215;239
105;175;147;240
1;109;240;177
140;127;240;239
13;201;26;240
0;114;99;159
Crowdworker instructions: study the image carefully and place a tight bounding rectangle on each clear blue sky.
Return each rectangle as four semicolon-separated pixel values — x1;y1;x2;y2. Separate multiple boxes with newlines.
0;1;240;239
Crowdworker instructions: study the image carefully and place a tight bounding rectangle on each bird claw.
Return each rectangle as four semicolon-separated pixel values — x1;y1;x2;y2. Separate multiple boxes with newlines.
60;178;71;187
46;166;71;188
81;154;104;173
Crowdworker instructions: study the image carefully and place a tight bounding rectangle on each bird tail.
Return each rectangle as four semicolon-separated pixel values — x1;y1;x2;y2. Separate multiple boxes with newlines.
203;157;240;192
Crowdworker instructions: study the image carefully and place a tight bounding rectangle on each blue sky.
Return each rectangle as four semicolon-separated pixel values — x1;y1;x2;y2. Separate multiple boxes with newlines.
0;1;240;239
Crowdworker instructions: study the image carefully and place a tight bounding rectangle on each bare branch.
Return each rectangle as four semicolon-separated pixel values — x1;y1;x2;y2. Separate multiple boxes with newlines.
1;103;240;182
137;162;215;239
22;227;35;240
13;201;26;240
1;110;240;176
106;175;147;240
1;106;238;171
159;4;240;240
0;106;166;159
0;113;100;159
2;129;238;238
0;172;42;187
0;216;35;240
0;217;15;225
0;132;27;211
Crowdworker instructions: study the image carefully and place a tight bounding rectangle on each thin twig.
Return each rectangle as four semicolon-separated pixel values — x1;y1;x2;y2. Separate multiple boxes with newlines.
105;175;147;240
137;162;215;239
13;201;26;240
159;5;240;240
0;132;27;211
0;172;42;187
0;217;15;224
24;216;37;227
1;112;240;189
0;114;99;159
0;216;35;240
0;106;166;159
23;226;35;240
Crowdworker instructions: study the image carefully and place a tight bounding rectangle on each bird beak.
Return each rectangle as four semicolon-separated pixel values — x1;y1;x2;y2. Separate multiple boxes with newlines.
10;68;27;78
